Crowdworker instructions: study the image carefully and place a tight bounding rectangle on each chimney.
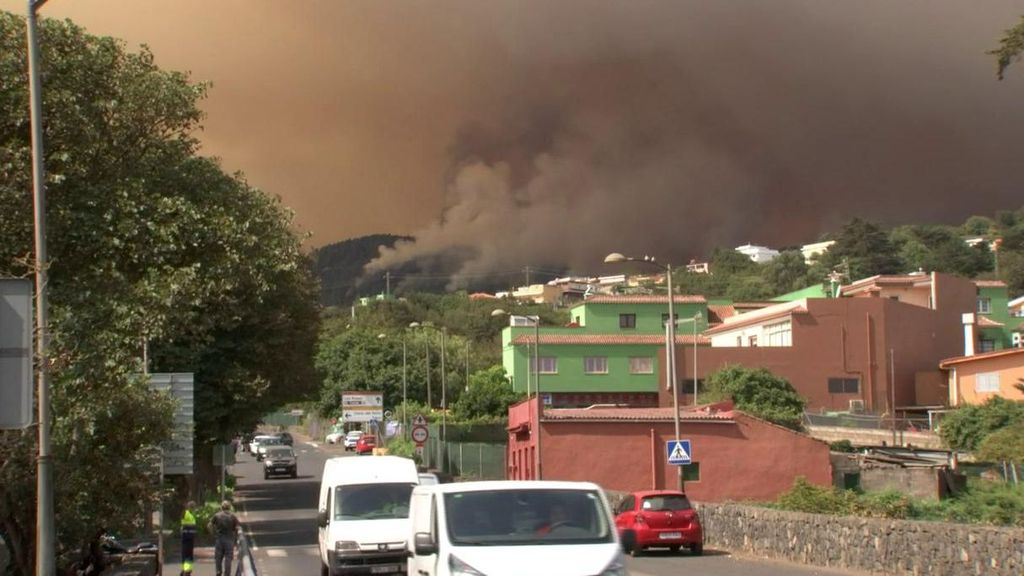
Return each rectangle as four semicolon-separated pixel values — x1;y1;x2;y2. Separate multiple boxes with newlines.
962;313;976;356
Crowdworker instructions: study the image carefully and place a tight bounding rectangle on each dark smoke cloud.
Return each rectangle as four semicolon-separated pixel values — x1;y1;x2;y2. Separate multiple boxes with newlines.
8;0;1024;282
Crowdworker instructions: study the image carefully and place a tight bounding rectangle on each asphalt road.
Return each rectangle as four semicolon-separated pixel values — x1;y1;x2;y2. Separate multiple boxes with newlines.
229;436;868;576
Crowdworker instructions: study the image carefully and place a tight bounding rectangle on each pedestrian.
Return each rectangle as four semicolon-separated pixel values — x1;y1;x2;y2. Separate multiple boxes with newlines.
208;500;241;576
180;501;197;576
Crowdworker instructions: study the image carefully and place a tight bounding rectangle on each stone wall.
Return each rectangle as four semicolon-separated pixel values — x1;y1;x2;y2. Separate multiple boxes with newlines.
697;503;1024;576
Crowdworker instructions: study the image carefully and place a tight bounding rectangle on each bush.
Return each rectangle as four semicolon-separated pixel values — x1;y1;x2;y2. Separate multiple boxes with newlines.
856;491;912;519
383;436;421;466
776;477;857;515
829;440;857;453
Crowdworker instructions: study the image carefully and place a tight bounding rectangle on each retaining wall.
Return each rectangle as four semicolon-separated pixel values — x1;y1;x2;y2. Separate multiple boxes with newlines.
697;503;1024;576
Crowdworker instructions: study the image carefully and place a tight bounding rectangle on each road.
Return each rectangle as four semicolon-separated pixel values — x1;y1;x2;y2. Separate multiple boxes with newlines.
230;437;867;576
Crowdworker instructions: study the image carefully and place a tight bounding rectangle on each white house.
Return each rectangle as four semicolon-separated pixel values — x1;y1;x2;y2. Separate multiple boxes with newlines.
735;244;780;264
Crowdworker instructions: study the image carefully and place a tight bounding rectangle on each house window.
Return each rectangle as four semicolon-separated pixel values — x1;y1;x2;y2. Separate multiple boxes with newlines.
764;320;792;347
681;379;703;395
530;357;558;374
619;314;637;329
629;357;653;374
979;339;996;353
975;372;1000;393
584;357;608;374
828;377;860;394
977;298;992;314
735;335;742;347
661;313;679;326
683;462;700;482
748;335;758;347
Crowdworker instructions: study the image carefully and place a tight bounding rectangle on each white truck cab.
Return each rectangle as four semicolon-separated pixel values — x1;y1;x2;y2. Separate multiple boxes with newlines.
407;480;628;576
317;455;419;576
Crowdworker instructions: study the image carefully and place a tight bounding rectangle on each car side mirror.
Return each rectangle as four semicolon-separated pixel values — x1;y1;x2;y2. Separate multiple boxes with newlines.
317;509;328;527
413;532;436;556
620;529;637;553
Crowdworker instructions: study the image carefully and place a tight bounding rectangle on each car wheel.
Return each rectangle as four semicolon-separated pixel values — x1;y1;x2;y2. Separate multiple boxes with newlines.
291;470;298;479
629;546;642;557
691;543;703;556
264;472;269;480
321;562;329;576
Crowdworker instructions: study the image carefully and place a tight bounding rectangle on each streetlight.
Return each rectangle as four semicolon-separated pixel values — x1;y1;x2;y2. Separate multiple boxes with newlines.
27;2;56;572
410;322;446;469
491;308;543;479
604;252;684;491
378;333;409;440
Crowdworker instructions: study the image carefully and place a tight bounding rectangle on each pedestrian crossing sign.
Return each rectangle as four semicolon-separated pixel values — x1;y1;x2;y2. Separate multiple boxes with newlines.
666;440;692;465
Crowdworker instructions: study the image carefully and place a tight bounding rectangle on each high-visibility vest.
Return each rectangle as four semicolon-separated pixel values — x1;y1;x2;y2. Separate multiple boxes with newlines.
182;510;196;532
182;559;193;573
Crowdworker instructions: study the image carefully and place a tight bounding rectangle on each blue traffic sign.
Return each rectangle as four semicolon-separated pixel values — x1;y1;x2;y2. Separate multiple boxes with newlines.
666;440;692;465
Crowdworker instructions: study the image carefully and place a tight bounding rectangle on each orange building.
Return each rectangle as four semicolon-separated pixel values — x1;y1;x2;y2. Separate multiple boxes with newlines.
939;347;1024;406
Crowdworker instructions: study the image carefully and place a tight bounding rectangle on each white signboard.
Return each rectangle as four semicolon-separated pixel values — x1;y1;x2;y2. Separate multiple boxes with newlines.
149;373;195;475
342;391;383;423
0;279;32;429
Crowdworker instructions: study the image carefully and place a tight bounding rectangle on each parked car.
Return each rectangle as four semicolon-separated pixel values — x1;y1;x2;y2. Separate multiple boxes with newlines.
277;431;294;446
263;446;298;479
614;490;702;556
343;430;364;451
256;436;284;461
354;434;376;455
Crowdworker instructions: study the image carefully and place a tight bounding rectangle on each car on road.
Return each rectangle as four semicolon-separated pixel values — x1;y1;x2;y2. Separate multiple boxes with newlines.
343;430;363;451
249;434;276;456
613;490;703;556
277;431;294;446
354;434;376;455
263;446;298;479
255;436;284;461
325;426;345;445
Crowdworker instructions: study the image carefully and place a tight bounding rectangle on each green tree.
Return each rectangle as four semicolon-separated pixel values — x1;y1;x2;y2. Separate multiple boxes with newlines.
990;15;1024;79
939;397;1024;452
0;13;318;573
703;365;806;430
763;251;810;296
819;218;903;281
452;366;524;420
976;423;1024;463
889;224;993;278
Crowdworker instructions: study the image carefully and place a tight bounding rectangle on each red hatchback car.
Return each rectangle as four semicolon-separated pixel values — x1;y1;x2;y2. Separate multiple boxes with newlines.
354;434;376;455
614;490;703;556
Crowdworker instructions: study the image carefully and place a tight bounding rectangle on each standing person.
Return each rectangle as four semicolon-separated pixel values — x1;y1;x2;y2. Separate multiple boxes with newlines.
180;501;197;576
208;500;241;576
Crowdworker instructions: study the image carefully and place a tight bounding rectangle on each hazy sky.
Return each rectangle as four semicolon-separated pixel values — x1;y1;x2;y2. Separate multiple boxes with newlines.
4;1;1024;279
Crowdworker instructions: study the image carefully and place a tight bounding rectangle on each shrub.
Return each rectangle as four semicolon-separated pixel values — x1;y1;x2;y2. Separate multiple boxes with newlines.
829;440;857;453
776;477;857;515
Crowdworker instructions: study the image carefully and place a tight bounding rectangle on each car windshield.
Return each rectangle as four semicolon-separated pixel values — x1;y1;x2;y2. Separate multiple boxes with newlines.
444;489;612;546
266;447;293;459
346;431;362;438
260;438;282;447
641;494;691;512
333;483;415;520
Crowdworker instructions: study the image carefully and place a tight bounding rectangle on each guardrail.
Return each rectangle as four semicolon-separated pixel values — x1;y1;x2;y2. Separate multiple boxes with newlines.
235;528;258;576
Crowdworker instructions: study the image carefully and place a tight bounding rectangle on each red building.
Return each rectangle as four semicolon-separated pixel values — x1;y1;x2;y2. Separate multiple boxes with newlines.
506;398;832;502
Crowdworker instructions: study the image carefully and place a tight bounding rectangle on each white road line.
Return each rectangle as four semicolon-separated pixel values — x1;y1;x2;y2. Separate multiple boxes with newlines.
309;442;319;448
265;549;289;558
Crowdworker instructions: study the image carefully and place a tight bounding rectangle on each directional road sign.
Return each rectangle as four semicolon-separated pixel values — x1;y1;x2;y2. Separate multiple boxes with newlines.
666;439;692;465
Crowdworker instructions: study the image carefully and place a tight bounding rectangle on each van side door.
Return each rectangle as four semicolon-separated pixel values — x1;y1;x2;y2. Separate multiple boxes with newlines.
408;490;439;576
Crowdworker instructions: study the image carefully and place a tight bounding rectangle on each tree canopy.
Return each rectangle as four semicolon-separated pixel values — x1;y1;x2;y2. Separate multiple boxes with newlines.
703;365;806;430
939;397;1024;453
990;15;1024;80
0;13;318;574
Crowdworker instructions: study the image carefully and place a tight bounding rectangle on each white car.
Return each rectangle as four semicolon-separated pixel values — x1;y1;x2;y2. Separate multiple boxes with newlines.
325;429;345;444
343;430;364;451
249;434;276;455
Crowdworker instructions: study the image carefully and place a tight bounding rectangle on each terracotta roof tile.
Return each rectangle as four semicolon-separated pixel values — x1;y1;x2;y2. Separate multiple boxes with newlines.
707;305;736;324
511;334;710;346
977;316;1005;328
584;295;706;304
542;406;735;422
939;346;1024;368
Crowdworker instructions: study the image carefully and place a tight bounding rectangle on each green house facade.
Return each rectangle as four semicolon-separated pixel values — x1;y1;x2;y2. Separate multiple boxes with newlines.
500;295;710;408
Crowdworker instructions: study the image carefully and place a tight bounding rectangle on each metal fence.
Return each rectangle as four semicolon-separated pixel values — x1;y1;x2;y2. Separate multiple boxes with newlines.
804;412;933;432
421;424;506;480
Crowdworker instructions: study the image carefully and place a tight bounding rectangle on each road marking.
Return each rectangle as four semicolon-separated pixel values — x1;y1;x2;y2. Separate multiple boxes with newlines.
309;442;319;448
265;549;288;558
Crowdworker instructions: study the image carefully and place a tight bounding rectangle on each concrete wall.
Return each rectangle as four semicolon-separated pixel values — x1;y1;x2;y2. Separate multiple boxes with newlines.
806;425;945;450
697;503;1024;576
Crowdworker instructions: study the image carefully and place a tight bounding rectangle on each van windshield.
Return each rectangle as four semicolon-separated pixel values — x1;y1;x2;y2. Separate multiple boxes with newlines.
333;483;415;520
444;489;613;546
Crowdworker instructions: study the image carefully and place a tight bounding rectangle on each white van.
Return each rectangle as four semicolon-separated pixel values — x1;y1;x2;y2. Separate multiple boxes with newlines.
317;455;419;576
407;480;628;576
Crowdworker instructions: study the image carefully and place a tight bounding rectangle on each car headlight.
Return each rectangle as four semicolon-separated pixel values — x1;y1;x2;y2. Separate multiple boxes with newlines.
335;540;358;554
598;554;627;576
448;553;487;576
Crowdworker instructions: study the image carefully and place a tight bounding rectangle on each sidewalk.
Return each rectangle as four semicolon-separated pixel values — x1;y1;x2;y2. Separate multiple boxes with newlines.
161;544;214;575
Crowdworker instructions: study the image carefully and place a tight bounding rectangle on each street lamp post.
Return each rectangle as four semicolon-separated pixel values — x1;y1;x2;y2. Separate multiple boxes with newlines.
410;322;446;470
605;253;684;491
27;2;56;573
492;309;542;479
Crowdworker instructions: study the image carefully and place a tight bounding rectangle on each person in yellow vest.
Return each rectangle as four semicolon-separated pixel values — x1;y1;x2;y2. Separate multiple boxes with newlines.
181;501;197;576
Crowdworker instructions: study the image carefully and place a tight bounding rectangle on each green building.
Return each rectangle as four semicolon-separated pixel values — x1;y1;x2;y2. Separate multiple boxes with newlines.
975;280;1014;350
500;295;710;408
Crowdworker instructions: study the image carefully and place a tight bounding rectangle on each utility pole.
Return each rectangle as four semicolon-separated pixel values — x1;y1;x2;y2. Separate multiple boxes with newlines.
890;348;897;447
524;265;531;286
384;271;390;298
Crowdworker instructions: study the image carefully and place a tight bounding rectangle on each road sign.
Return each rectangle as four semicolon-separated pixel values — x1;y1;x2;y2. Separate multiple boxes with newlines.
411;425;429;445
149;373;195;475
0;279;32;429
414;445;425;458
666;440;692;465
413;414;427;426
383;410;393;419
342;391;383;423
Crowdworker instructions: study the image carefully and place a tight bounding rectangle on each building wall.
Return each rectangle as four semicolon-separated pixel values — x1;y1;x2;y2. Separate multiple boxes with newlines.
950;354;1024;405
570;301;706;333
534;413;832;502
668;292;971;413
977;285;1013;348
501;342;660;395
